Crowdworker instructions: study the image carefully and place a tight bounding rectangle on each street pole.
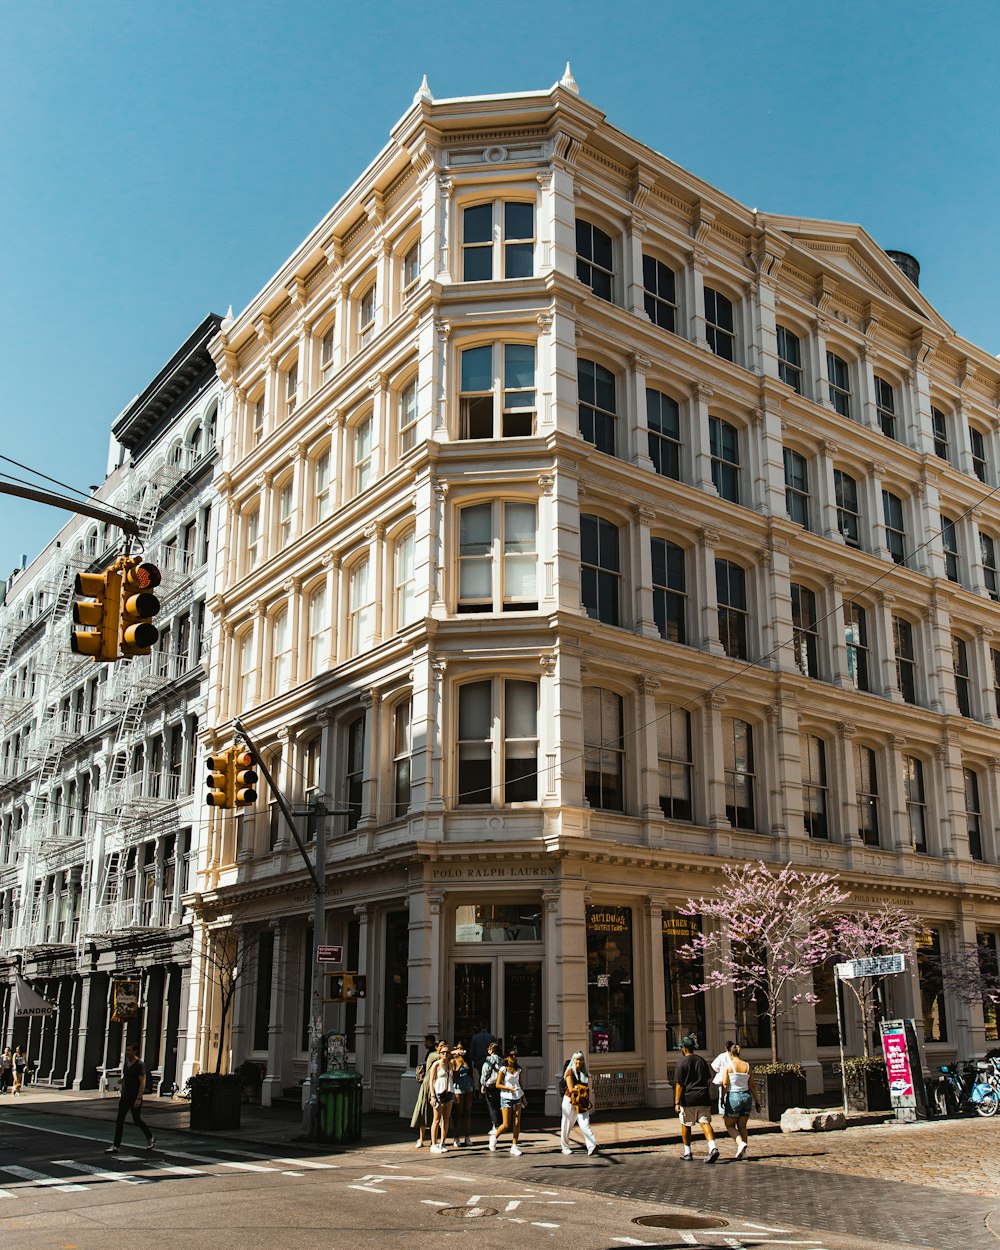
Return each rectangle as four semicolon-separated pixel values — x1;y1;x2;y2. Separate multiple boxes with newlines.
0;479;140;539
835;965;849;1113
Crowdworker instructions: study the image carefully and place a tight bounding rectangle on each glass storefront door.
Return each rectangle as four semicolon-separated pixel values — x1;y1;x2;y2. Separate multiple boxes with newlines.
450;958;542;1057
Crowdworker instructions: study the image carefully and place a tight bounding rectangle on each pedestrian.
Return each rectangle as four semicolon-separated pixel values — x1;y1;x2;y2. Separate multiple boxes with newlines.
410;1033;437;1147
105;1043;155;1154
469;1022;495;1088
480;1040;503;1133
489;1049;525;1156
560;1052;598;1156
427;1042;456;1154
674;1035;718;1163
451;1042;474;1146
710;1040;738;1114
720;1044;760;1160
0;1047;12;1094
12;1046;26;1096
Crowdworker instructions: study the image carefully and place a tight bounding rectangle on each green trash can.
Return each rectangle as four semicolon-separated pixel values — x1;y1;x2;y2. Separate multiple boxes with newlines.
317;1069;363;1144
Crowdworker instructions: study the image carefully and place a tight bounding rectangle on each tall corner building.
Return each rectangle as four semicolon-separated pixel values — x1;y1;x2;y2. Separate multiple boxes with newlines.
200;74;999;1112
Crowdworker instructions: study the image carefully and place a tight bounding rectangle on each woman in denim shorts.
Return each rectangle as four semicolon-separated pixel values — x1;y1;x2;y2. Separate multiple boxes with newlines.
721;1045;761;1160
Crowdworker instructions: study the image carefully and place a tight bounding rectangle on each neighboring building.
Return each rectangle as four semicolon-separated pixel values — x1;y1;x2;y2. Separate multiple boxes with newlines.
0;315;221;1090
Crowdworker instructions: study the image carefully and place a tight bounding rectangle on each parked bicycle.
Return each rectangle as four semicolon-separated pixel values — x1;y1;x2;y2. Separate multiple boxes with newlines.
931;1058;999;1118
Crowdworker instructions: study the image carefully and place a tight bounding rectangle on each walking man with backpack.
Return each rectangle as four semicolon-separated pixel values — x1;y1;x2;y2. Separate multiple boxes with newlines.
674;1036;718;1163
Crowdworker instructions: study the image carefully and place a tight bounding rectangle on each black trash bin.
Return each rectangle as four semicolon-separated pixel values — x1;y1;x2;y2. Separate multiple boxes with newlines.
317;1069;363;1144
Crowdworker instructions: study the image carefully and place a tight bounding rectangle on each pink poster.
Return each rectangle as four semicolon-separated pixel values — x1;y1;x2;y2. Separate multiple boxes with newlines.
882;1028;914;1099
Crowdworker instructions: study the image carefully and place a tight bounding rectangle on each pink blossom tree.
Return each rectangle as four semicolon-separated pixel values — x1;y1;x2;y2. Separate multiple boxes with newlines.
828;906;923;1057
679;862;849;1065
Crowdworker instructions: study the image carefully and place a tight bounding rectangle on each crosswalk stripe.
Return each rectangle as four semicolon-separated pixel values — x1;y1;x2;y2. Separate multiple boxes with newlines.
118;1155;206;1176
158;1147;279;1173
54;1159;149;1185
227;1150;338;1170
0;1165;89;1194
0;1189;15;1200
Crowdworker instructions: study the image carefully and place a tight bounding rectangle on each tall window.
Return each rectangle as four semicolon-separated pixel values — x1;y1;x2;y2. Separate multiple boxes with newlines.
855;745;880;847
704;287;735;361
716;559;748;660
941;514;960;582
931;407;949;461
358;283;376;347
349;559;375;655
313;448;331;523
237;631;255;709
784;448;809;529
284;360;299;416
586;905;635;1052
251;393;265;446
643;255;676;331
578;359;617;455
393;530;417;628
581;514;621;626
845;602;870;692
904;756;928;853
709;417;740;503
458;501;537;614
277;479;294;549
456;678;538;805
723;717;755;830
583;688;624;811
398;377;418;454
382;911;410;1054
345;715;365;829
917;929;947;1042
802;735;829;839
353;414;374;494
646;389;681;479
827;351;851;418
835;470;861;548
964;767;983;861
393;700;412;818
308;584;328;677
776;325;803;393
874;376;897;440
245;506;261;571
658;708;692;821
791;583;819;678
651;538;686;644
402;241;420;292
575;219;614;300
952;636;972;717
882;491;906;565
271;608;291;694
970;426;988;483
320;324;336;378
462;201;534;281
460;343;535;438
893;616;917;704
981;532;999;600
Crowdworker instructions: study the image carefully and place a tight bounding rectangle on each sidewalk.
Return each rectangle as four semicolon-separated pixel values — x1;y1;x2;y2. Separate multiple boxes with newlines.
0;1085;891;1152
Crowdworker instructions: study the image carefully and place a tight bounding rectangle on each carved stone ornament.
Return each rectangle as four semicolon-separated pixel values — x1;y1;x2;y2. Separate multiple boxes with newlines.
536;311;554;332
484;145;508;164
537;474;554;495
699;526;721;547
539;653;557;675
629;350;652;375
838;721;857;739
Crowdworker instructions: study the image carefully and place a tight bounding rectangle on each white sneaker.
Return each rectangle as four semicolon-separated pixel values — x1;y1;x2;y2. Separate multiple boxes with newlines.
735;1140;747;1159
488;1131;497;1153
560;1147;573;1155
415;1139;424;1148
510;1144;522;1157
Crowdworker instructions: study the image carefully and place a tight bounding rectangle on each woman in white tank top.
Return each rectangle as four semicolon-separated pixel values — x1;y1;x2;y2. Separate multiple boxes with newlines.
427;1043;456;1154
720;1044;761;1160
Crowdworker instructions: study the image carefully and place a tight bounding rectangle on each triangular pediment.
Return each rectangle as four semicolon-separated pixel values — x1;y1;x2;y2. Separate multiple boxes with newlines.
768;216;954;336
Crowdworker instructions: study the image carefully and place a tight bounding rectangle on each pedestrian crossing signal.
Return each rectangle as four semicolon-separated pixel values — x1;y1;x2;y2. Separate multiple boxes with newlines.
325;973;367;1002
232;749;258;806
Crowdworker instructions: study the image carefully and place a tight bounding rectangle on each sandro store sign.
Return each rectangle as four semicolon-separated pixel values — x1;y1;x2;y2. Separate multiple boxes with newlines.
430;864;557;881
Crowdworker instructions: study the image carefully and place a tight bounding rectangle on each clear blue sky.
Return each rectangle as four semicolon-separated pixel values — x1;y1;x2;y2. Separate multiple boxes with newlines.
2;0;998;573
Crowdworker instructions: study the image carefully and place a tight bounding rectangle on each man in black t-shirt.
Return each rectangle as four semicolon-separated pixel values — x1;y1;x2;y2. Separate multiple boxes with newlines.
673;1036;718;1162
106;1044;155;1153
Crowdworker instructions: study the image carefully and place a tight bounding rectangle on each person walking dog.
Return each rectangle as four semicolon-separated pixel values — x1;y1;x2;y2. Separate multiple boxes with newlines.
560;1052;599;1156
720;1044;761;1160
106;1044;155;1153
674;1035;718;1163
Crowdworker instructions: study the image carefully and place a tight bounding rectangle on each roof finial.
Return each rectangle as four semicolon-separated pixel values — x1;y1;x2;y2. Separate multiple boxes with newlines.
414;74;433;104
560;61;579;94
221;305;235;331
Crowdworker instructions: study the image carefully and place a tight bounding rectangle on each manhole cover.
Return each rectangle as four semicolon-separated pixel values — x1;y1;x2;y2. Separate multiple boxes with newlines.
438;1206;499;1219
633;1214;729;1230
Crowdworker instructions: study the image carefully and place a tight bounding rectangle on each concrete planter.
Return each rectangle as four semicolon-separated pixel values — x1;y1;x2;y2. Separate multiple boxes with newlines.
846;1064;891;1112
189;1074;242;1132
756;1071;807;1122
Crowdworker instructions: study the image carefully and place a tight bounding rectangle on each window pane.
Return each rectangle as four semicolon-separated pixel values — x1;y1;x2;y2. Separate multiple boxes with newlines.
504;343;535;390
461;345;493;392
463;204;492;243
586;905;635;1052
505;679;537;739
458;681;491;740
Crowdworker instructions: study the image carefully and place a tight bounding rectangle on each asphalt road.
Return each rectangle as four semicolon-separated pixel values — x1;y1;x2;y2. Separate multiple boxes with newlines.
0;1108;994;1250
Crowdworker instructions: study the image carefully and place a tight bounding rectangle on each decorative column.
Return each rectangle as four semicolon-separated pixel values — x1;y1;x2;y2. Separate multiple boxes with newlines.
686;203;714;350
701;693;729;847
357;688;378;839
632;504;658;639
689;382;715;493
627;351;654;473
826;574;849;688
353;904;373;1106
884;734;910;853
635;676;662;824
816;439;841;542
262;918;289;1107
768;694;803;855
644;896;671;1107
865;460;891;563
872;590;901;701
695;526;723;655
807;281;838;410
251;600;266;705
285;577;302;686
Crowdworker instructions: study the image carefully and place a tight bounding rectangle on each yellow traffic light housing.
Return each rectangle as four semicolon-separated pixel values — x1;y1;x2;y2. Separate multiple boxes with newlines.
71;567;122;662
118;559;162;658
324;973;367;1002
232;749;259;806
206;753;233;808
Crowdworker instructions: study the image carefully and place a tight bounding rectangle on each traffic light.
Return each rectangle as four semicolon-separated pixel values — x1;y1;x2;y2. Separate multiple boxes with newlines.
206;753;233;808
326;973;367;1002
232;749;258;806
71;567;122;662
118;559;162;658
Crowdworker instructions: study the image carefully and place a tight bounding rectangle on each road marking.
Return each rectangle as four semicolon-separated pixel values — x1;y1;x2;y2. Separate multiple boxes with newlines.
157;1147;279;1173
0;1189;15;1200
118;1156;205;1177
0;1165;89;1194
347;1184;386;1193
505;1200;521;1212
226;1150;338;1170
531;1222;560;1229
53;1160;149;1185
421;1199;451;1206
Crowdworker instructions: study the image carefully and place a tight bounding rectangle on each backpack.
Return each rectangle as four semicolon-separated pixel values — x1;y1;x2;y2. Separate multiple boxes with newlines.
557;1059;574;1096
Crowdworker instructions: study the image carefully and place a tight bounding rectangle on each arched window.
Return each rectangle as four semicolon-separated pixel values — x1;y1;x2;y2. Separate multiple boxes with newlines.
643;255;676;332
657;707;692;821
790;584;819;677
393;529;417;629
237;630;255;709
353;413;374;495
716;560;749;660
855;744;880;846
271;608;291;694
349;559;375;655
709;417;740;503
398;377;418;454
646;389;681;480
802;735;828;839
307;583;329;677
903;755;927;853
651;538;685;644
578;359;617;455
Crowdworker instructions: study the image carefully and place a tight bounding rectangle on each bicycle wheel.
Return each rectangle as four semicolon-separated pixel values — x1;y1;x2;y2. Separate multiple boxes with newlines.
975;1088;999;1117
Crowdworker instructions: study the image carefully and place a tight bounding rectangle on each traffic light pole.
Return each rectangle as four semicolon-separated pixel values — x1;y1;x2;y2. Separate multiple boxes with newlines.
232;717;347;1140
0;480;141;539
